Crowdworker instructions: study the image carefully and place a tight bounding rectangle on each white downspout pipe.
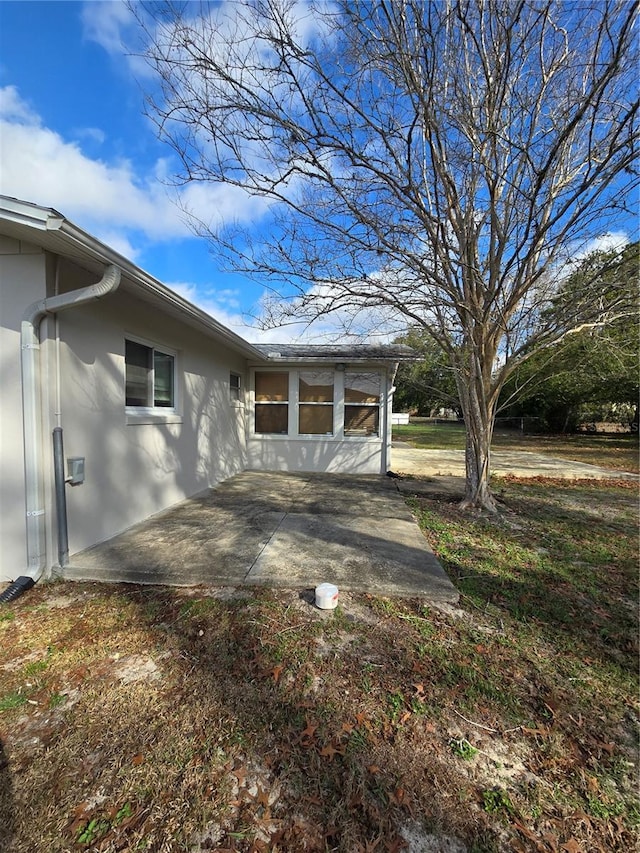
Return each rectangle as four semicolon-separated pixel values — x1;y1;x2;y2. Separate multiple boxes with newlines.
383;362;400;474
20;264;121;581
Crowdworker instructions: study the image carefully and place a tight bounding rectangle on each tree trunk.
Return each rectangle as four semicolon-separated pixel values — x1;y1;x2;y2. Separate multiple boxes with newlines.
460;412;498;511
457;363;498;512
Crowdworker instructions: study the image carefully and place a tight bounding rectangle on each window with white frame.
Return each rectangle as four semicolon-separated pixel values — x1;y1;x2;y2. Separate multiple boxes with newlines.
255;371;289;434
344;372;381;436
125;339;175;409
230;372;242;403
298;371;334;435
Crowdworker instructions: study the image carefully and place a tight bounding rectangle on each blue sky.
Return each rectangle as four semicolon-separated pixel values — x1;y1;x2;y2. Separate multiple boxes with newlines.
0;0;284;340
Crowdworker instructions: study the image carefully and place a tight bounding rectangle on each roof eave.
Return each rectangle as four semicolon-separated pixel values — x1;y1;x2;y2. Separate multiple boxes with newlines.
0;196;264;361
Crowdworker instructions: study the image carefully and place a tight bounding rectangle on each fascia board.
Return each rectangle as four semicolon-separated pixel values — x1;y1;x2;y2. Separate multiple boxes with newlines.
0;196;263;360
247;358;400;367
54;220;264;360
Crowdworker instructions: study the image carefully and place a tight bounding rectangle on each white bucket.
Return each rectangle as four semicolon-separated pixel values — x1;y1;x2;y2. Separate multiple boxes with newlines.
315;582;339;610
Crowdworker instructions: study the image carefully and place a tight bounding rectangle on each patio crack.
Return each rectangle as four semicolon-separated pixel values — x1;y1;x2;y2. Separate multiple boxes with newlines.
243;511;289;581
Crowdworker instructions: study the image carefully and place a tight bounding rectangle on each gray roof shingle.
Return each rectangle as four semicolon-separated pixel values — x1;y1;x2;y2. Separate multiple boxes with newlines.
251;343;415;361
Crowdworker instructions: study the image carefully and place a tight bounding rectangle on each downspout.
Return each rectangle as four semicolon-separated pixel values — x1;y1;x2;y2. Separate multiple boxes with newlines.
0;264;121;604
383;362;400;474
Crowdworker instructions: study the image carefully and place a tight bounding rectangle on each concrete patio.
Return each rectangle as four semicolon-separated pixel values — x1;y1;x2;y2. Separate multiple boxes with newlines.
63;471;459;604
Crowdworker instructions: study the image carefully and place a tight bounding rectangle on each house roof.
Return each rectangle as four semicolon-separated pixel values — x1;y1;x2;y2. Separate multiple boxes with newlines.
251;343;414;363
0;195;263;360
0;196;412;366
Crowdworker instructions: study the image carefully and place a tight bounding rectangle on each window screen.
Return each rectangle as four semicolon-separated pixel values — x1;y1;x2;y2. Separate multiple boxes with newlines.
230;372;242;402
126;340;175;408
255;372;289;401
345;372;380;435
298;372;334;434
255;372;289;433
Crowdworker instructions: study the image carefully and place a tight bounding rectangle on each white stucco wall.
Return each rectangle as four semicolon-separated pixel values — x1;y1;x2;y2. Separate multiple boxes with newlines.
246;365;393;475
0;239;48;581
53;271;249;558
1;251;249;580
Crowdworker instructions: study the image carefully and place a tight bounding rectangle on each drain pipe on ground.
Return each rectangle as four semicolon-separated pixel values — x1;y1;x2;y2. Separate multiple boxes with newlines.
0;265;121;605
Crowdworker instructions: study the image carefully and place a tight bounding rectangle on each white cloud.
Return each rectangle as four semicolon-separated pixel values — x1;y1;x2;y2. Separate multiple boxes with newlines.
576;231;629;258
0;114;183;238
553;231;631;282
73;126;107;145
0;85;270;249
0;84;39;123
166;278;404;345
80;0;137;59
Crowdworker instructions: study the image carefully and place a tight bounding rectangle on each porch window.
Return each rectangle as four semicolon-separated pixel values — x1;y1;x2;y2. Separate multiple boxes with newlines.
298;371;334;435
344;372;380;436
255;372;289;434
125;339;175;409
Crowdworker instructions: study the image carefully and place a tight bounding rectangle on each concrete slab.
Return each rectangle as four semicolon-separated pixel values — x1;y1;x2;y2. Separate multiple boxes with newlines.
247;513;453;601
64;471;458;603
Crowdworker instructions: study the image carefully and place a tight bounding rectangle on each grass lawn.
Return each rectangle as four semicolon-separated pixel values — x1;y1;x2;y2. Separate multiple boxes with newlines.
393;422;640;474
0;479;637;852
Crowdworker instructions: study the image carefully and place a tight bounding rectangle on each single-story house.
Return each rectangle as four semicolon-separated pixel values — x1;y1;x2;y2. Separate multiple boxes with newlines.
0;196;410;586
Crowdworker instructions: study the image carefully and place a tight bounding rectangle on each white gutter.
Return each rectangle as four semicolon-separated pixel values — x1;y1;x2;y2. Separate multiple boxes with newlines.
20;264;121;579
0;197;264;361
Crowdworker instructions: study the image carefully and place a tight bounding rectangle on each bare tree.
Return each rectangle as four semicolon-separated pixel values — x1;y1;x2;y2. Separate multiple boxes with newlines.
135;0;638;510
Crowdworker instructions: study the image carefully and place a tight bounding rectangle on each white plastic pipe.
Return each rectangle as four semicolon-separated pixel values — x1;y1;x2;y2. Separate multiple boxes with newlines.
20;264;121;579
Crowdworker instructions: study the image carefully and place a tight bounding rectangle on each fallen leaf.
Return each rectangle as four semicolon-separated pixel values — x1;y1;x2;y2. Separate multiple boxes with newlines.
72;801;90;818
132;753;144;766
271;665;283;683
541;832;559;852
522;726;548;737
232;765;247;784
300;721;318;740
385;837;408;852
319;742;345;759
358;839;381;852
367;764;381;774
560;838;582;853
255;785;270;808
389;786;405;805
585;774;599;793
514;819;542;846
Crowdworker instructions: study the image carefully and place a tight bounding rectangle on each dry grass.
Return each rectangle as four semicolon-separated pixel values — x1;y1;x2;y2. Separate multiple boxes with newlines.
393;422;639;473
0;479;637;852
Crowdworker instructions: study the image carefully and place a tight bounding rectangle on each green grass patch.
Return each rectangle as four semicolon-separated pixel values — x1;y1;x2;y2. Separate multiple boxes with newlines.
0;691;27;711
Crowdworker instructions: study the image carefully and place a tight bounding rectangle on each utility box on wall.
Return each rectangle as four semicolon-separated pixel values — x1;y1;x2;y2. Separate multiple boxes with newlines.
67;457;85;486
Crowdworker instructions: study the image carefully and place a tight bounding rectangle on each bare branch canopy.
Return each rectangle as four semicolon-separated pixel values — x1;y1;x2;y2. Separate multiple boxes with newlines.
135;0;639;508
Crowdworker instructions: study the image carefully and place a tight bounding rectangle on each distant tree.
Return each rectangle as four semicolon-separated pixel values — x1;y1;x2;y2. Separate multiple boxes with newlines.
393;329;460;416
136;0;638;510
500;242;639;431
